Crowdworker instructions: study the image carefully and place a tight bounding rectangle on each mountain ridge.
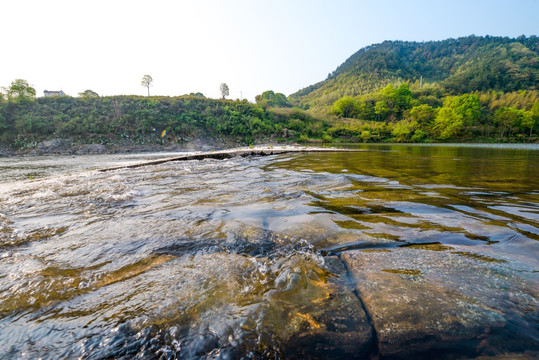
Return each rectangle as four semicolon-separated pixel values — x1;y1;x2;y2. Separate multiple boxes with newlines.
290;35;538;107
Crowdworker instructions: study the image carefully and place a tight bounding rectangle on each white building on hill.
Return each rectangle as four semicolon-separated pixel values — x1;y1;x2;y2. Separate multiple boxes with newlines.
43;90;65;97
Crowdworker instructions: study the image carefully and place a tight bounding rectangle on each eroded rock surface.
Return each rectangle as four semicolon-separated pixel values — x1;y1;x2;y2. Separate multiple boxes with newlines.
282;255;374;359
36;138;70;154
341;247;539;358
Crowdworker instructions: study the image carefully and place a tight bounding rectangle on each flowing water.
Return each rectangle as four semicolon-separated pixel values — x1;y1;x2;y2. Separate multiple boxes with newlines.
0;144;538;359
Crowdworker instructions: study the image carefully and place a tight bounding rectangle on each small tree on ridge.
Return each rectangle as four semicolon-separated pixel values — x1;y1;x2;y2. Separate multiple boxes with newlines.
141;75;153;96
220;83;229;100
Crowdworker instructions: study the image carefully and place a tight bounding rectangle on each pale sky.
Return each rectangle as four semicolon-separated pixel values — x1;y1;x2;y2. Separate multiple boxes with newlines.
1;0;538;101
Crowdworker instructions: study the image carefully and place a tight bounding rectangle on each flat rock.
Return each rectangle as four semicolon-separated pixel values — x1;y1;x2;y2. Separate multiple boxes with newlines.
341;247;539;358
35;138;71;154
99;146;364;172
282;255;374;359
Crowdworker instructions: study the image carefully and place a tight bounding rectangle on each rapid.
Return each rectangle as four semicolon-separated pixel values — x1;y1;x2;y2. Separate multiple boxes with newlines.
0;144;538;359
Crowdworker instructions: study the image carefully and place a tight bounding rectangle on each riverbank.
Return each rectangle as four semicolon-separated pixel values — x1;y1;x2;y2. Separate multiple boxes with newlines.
2;136;538;158
0;137;236;157
1;94;537;159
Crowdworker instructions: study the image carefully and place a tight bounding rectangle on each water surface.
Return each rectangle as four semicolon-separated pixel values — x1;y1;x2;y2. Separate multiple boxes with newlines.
0;144;537;359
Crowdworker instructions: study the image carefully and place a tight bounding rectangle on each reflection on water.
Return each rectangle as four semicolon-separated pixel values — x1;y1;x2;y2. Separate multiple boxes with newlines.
0;144;538;359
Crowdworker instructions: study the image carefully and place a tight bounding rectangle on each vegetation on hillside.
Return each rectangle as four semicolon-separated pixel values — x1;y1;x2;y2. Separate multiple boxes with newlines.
290;35;538;108
1;35;538;151
325;83;538;143
287;35;538;143
0;92;330;150
1;84;536;150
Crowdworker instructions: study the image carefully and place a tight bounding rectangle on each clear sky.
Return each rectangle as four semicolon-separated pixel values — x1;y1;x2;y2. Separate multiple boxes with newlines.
1;0;538;101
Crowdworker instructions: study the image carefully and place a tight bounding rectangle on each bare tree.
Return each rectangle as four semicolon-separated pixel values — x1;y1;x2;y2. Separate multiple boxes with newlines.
141;75;153;96
220;83;229;100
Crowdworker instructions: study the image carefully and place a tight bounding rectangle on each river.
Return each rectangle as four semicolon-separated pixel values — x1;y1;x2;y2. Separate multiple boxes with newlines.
0;144;538;359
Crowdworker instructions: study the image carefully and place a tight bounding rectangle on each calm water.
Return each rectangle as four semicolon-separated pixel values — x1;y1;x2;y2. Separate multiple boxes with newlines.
0;144;538;359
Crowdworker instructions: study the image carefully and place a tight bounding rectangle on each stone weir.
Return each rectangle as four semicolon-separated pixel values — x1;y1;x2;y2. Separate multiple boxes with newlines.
99;146;363;172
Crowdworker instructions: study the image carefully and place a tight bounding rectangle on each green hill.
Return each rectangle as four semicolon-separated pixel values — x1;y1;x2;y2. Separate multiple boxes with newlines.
290;35;538;107
0;96;330;153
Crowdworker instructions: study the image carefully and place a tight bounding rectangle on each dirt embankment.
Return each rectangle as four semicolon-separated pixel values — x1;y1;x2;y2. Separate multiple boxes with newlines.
1;137;238;157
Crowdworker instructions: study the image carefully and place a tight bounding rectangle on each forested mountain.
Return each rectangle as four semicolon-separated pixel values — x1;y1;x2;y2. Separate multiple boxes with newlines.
290;35;538;107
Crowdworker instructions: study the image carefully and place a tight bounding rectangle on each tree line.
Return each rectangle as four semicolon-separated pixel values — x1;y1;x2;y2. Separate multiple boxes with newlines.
0;85;329;150
328;83;538;142
1;74;537;151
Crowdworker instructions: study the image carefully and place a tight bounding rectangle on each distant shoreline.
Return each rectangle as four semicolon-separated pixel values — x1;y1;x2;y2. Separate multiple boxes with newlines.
2;139;538;158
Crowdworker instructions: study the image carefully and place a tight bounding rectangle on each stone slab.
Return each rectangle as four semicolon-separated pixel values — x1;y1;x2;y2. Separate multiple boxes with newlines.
98;146;364;172
341;247;539;358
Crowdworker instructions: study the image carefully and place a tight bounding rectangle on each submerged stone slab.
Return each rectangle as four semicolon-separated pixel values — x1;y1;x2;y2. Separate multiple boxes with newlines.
341;247;539;358
98;146;364;172
282;255;374;359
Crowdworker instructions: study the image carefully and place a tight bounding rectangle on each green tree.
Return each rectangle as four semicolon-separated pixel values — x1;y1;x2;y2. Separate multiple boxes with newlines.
255;90;290;107
520;110;535;138
6;79;36;102
445;94;481;126
374;101;390;121
411;129;427;142
271;93;289;107
381;84;397;102
332;96;360;118
494;107;520;138
220;83;229;99
394;83;413;115
433;107;463;139
78;89;99;98
349;99;372;119
531;101;539;133
360;130;371;142
256;90;275;104
141;75;153;96
408;104;436;129
532;101;539;118
391;120;417;142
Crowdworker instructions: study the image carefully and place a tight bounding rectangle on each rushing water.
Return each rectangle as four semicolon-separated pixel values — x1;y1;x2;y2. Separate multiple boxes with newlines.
0;144;538;359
